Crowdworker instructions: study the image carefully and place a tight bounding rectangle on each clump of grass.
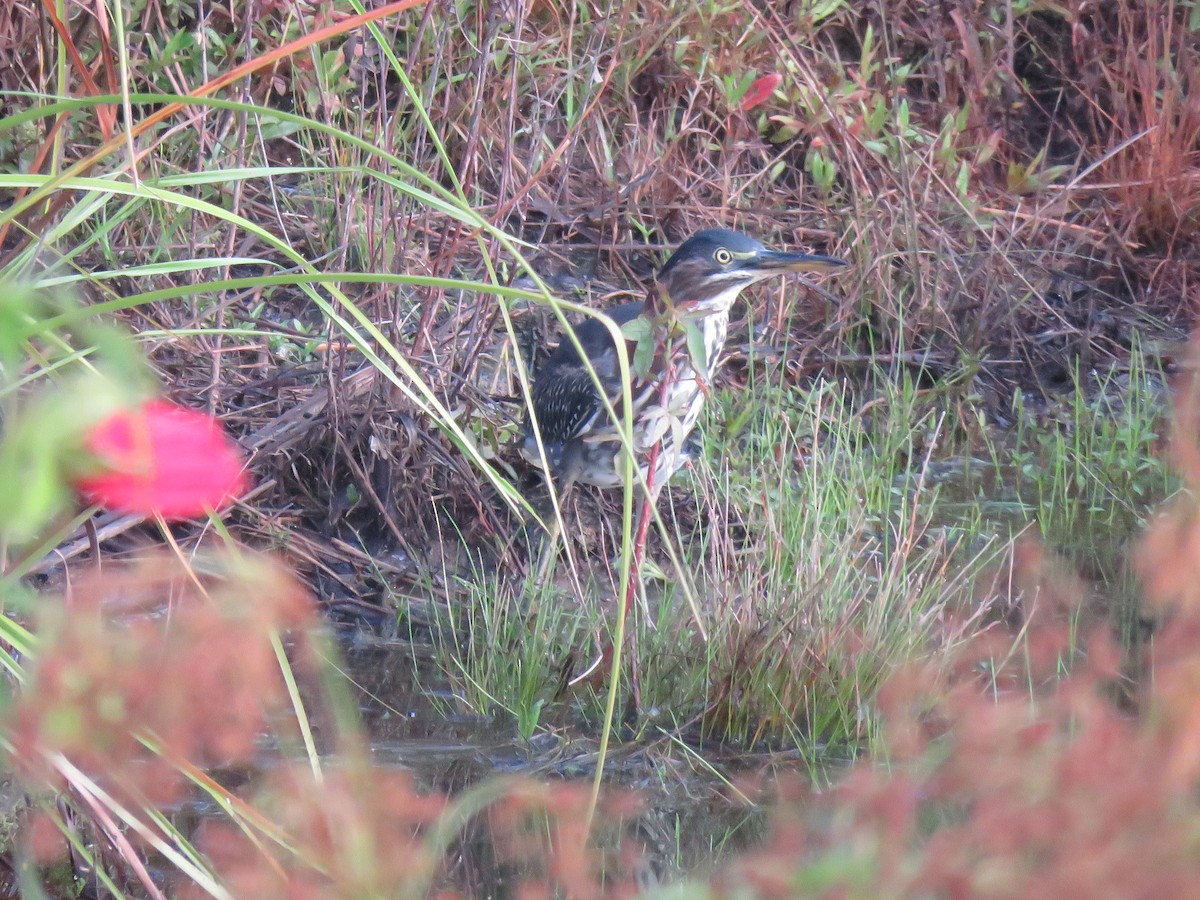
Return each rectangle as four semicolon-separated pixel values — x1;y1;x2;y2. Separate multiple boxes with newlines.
431;567;603;741
947;344;1179;643
641;374;993;751
1005;352;1176;572
432;372;997;752
1076;1;1200;247
433;348;1172;754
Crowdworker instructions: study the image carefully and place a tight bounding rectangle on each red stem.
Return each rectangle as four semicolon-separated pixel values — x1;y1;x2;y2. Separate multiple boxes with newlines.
619;336;678;626
617;327;686;713
620;441;659;627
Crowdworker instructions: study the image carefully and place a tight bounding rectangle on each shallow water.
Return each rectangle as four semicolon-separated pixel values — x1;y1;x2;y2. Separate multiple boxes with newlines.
332;636;780;887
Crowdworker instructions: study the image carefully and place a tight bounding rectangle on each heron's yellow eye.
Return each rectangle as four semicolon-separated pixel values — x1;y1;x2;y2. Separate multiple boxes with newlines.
713;248;733;265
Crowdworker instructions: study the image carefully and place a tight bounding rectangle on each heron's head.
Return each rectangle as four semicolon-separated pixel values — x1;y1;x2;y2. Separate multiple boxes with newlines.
656;228;847;315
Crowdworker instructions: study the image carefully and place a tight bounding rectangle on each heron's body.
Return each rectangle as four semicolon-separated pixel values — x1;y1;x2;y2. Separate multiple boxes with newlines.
520;229;847;491
524;300;730;487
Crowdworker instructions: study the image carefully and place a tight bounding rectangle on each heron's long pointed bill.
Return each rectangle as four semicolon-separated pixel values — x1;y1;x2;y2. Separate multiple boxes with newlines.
750;249;849;275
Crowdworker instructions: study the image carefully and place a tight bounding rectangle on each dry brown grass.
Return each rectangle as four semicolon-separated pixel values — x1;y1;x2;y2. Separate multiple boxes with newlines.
5;0;1195;578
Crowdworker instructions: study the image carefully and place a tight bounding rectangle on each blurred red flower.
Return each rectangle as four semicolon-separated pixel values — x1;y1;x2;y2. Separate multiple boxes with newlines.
741;73;782;110
75;400;248;519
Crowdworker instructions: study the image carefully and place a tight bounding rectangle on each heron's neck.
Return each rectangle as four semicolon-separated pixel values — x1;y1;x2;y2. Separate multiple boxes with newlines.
690;282;747;316
682;284;742;371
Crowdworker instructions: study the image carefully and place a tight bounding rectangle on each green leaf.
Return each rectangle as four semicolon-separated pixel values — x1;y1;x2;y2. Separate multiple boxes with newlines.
0;284;38;376
956;159;970;197
632;331;655;379
684;318;710;381
622;315;655;379
620;315;652;343
0;434;72;544
811;0;847;22
0;374;131;544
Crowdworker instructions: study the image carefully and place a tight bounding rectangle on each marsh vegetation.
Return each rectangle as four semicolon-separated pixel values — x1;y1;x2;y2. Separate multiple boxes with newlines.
1;0;1198;894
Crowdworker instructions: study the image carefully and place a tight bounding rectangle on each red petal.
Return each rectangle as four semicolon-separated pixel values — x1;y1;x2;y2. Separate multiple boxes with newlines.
75;400;248;520
741;73;783;111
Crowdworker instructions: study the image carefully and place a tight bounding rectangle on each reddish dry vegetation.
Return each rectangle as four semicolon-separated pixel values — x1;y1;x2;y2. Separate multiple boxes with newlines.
5;0;1200;892
188;765;445;899
10;555;317;807
191;772;649;898
0;0;1193;605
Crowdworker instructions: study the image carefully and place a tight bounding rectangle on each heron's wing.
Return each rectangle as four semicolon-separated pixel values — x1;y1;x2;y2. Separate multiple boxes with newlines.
530;340;633;443
525;302;644;441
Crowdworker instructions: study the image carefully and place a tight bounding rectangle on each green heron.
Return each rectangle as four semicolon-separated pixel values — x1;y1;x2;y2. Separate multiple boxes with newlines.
520;228;848;493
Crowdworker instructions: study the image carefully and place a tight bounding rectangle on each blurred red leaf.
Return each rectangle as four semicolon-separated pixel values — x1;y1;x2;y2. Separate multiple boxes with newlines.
741;73;782;110
75;400;248;519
